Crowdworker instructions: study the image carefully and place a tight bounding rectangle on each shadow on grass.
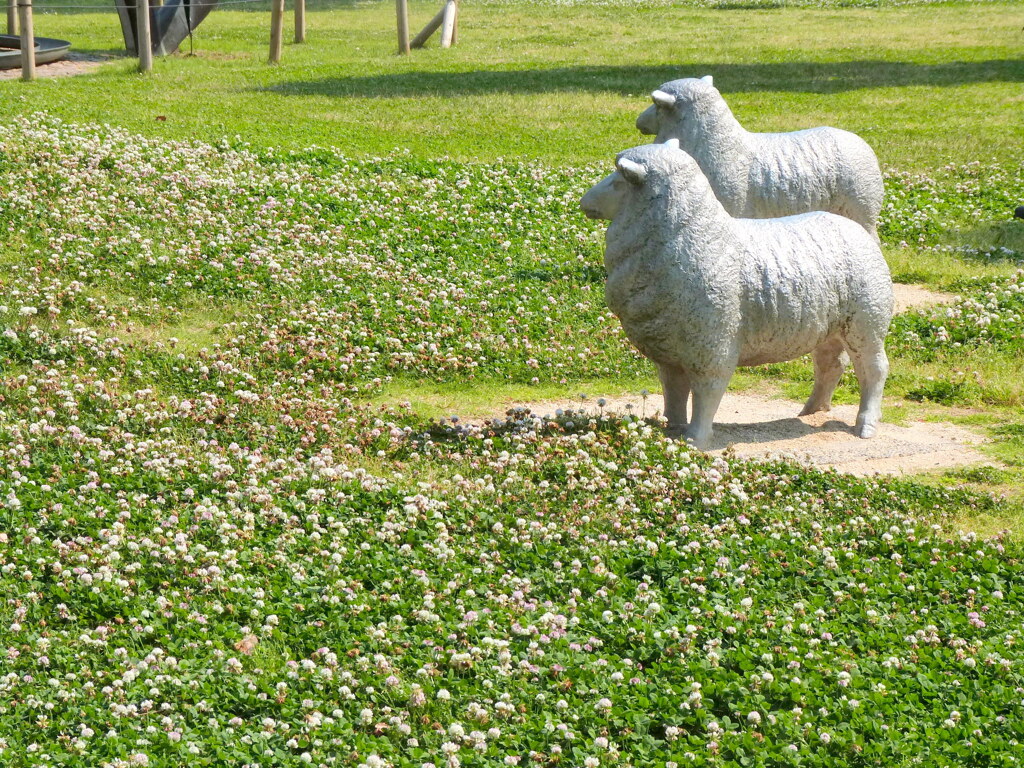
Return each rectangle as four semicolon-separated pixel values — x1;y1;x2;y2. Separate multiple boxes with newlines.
66;49;130;58
268;60;1024;99
32;0;361;14
954;220;1024;256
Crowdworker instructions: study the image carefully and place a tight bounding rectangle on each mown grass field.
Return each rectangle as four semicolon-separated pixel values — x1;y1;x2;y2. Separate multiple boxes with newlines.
1;1;1024;766
7;0;1024;166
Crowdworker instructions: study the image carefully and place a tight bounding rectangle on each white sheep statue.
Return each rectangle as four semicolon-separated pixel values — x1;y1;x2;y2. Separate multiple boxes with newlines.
635;76;884;238
580;141;894;448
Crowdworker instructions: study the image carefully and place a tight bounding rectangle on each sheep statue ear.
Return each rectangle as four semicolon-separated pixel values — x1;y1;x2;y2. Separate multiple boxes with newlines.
616;158;648;186
700;75;714;86
651;90;676;108
664;138;681;150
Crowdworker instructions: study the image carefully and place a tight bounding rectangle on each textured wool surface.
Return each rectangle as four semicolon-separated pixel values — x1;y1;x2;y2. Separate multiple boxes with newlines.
581;142;894;447
636;77;884;236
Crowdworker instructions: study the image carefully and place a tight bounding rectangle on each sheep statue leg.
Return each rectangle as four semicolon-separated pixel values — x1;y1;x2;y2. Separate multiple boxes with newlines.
658;363;690;436
799;337;847;416
685;375;730;449
845;331;890;439
843;313;892;436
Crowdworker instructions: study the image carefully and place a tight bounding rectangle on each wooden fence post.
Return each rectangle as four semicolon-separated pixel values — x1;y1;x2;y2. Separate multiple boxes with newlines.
410;3;444;48
294;0;304;43
6;0;16;36
17;0;33;81
439;0;456;49
137;0;153;72
396;0;409;55
269;0;284;63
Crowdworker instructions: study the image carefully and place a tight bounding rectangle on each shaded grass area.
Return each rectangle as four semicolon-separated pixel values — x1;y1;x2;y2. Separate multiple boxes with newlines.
3;2;1022;167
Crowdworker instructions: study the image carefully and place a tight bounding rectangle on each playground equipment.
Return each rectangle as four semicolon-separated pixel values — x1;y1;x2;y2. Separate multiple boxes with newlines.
0;0;391;82
0;33;69;69
115;0;219;57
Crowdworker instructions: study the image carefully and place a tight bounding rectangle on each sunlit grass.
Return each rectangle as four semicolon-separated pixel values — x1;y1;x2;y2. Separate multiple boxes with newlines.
4;1;1021;167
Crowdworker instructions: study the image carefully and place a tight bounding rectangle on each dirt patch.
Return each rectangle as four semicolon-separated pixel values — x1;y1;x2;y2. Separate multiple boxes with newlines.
493;391;991;477
0;52;115;81
487;284;982;477
892;283;955;314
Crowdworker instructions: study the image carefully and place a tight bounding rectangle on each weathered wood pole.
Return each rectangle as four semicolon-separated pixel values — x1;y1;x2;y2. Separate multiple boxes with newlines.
6;0;16;36
395;0;409;55
269;0;284;62
439;0;456;49
450;1;458;46
294;0;305;43
17;0;33;81
410;3;445;49
137;0;153;73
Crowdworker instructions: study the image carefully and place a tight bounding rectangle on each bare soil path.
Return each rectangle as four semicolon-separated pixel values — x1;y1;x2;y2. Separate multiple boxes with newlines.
495;390;989;477
0;52;112;81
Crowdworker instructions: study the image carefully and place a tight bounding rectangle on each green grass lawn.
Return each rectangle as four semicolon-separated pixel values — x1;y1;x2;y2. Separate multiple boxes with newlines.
5;0;1023;167
2;4;1024;765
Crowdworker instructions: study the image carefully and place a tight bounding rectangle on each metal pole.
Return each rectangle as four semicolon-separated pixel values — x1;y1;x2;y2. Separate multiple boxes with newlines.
396;0;409;55
137;0;153;72
18;0;33;81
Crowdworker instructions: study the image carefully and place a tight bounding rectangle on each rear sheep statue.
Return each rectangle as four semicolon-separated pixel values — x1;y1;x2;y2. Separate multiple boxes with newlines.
636;76;884;238
580;141;894;449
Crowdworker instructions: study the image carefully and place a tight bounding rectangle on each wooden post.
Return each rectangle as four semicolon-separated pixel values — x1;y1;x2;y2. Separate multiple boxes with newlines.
137;0;153;73
439;0;456;49
293;0;304;43
410;3;445;49
395;0;409;55
17;0;33;81
450;1;458;46
6;0;16;36
269;0;284;63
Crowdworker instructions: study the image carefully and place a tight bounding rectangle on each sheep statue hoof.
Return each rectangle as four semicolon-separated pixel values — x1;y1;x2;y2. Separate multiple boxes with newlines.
580;141;894;450
635;76;884;240
856;423;879;440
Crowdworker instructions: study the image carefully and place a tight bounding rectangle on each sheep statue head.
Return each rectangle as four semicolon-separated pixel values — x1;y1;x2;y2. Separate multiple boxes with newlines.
635;75;719;143
580;138;697;222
